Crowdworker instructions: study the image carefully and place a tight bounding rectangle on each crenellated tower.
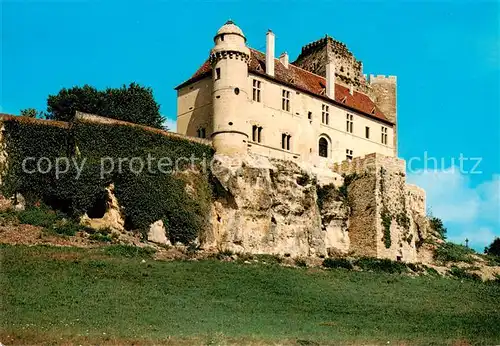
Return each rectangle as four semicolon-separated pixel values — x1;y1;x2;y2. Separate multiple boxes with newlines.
210;20;250;156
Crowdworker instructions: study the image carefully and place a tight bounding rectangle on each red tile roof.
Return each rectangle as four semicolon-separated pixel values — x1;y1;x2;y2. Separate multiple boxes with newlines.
175;48;392;124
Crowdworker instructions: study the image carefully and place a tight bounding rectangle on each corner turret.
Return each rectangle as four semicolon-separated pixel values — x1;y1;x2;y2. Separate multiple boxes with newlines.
210;20;250;156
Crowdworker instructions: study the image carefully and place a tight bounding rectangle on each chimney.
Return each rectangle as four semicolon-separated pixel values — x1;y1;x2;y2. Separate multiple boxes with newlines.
349;84;354;95
266;30;275;77
279;52;289;68
326;59;335;99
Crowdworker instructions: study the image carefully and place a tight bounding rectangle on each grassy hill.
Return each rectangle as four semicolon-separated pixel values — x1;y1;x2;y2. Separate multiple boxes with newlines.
1;244;499;345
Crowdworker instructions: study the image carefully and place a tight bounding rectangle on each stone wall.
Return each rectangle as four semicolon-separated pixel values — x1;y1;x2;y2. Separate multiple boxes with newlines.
333;153;426;262
366;75;397;155
293;36;369;93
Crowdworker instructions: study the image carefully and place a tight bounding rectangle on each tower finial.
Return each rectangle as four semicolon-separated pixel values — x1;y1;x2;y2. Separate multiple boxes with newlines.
226;19;234;24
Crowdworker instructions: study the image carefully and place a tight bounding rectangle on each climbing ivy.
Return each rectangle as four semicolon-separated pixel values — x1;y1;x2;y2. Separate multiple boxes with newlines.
379;167;392;248
1;117;214;244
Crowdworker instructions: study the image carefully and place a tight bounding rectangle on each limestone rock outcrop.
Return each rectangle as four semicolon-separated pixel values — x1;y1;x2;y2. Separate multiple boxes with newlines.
206;154;325;257
203;152;431;263
80;184;125;232
147;220;170;245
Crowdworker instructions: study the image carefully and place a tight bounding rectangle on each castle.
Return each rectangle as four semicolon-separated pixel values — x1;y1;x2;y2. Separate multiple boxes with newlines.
0;21;431;263
176;20;397;166
174;21;430;262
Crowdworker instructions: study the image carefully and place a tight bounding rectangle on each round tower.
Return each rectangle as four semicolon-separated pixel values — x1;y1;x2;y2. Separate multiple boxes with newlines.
210;20;250;156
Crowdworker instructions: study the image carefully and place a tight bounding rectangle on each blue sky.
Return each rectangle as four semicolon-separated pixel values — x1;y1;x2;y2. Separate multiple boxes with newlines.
1;1;499;250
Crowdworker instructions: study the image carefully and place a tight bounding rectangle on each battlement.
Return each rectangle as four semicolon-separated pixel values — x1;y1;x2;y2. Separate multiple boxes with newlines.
368;74;397;84
332;152;405;176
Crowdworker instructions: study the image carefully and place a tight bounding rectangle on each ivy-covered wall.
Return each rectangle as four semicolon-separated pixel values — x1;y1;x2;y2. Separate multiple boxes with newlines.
0;115;214;244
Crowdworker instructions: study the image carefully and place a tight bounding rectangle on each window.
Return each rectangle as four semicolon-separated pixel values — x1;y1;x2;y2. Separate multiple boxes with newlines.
215;68;221;80
365;126;370;139
220;35;224;41
381;126;388;145
346;114;353;133
308;111;312;120
252;125;263;143
197;128;206;139
281;133;291;151
252;80;261;102
319;138;328;158
282;89;290;112
346;149;353;161
322;104;329;124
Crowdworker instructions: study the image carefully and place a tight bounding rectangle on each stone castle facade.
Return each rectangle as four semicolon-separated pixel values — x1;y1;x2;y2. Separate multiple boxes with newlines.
175;21;429;262
176;21;397;167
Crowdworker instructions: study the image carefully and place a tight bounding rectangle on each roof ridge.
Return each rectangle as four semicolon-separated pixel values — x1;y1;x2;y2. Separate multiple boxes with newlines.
248;47;371;99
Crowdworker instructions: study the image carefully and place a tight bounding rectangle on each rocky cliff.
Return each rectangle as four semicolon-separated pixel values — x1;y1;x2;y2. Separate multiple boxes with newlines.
202;153;431;262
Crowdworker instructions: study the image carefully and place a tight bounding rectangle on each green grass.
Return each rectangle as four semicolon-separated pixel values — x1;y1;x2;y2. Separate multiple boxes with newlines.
1;245;499;345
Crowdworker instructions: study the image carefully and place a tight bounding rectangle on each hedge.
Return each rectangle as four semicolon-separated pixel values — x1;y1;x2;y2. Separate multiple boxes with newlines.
1;117;214;244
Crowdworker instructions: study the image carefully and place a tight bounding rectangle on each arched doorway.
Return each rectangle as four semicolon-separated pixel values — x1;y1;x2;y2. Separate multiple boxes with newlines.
319;137;328;158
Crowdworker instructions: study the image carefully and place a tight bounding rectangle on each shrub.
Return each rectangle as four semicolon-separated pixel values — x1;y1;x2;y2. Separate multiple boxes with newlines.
18;206;61;228
449;266;481;282
425;266;439;276
104;245;156;258
354;257;408;274
434;242;474;264
50;220;82;236
20;108;38;118
407;262;424;273
294;258;308;267
254;254;283;265
322;258;354;270
0;209;20;226
88;227;115;242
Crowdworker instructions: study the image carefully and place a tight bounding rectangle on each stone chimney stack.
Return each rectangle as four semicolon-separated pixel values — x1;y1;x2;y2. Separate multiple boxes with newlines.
279;52;289;68
266;30;275;77
349;84;354;95
326;59;335;99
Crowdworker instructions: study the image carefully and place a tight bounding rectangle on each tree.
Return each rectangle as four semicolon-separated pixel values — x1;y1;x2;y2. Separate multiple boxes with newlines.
429;216;447;239
46;83;163;128
485;237;500;256
20;108;38;118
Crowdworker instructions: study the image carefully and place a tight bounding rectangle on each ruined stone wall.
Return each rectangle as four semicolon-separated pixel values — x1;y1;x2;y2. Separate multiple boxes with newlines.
333;153;425;262
407;184;426;216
